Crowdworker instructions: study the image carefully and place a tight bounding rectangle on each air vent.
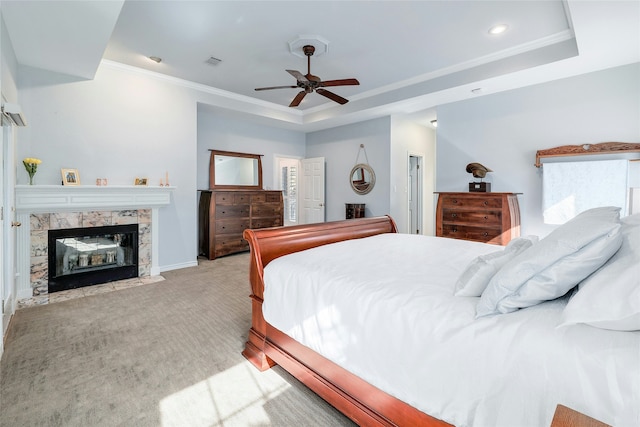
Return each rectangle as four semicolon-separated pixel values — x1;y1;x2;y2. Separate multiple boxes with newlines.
206;56;222;66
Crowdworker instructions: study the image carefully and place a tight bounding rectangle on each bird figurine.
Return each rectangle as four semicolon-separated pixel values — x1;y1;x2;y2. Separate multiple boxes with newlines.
466;163;492;179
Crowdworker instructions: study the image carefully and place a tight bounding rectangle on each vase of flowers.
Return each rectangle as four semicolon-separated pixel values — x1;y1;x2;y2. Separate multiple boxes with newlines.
23;157;42;185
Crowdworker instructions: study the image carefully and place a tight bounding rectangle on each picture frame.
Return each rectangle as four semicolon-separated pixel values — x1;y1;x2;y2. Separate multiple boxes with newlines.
134;177;148;186
61;168;80;186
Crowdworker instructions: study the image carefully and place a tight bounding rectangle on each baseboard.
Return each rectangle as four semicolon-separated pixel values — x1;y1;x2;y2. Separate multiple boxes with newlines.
158;260;198;273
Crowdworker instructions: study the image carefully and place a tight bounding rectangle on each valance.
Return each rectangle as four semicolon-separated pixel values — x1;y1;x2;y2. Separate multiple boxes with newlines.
534;142;640;168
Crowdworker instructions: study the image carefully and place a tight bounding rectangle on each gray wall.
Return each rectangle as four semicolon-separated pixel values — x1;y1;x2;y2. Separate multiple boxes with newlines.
436;63;640;237
390;116;436;234
196;107;306;191
307;117;391;222
17;64;200;271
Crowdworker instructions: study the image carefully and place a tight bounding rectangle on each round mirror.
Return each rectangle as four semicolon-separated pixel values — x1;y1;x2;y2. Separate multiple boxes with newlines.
350;163;376;195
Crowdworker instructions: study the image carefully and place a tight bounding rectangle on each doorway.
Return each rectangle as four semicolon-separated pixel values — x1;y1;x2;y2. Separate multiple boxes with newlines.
408;154;423;234
275;156;325;226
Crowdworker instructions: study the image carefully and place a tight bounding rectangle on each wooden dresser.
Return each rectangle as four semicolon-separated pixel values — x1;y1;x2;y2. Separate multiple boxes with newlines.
435;192;521;245
199;190;283;259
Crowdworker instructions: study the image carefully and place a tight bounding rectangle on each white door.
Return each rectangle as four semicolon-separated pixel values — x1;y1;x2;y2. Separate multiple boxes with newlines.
0;120;5;350
2;121;17;349
300;157;325;224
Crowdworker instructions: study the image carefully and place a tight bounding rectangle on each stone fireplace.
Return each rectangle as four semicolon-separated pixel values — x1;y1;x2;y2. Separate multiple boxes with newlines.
15;185;173;305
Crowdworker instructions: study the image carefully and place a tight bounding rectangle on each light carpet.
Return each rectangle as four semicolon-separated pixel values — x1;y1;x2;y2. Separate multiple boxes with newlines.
0;253;354;427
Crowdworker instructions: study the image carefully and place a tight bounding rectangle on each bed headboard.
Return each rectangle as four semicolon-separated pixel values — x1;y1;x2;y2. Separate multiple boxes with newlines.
243;215;398;299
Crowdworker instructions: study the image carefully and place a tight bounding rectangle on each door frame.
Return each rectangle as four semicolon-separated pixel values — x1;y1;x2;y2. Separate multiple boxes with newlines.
408;152;424;235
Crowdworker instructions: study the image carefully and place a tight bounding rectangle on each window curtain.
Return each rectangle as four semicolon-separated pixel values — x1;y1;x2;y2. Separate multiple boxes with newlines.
542;159;628;224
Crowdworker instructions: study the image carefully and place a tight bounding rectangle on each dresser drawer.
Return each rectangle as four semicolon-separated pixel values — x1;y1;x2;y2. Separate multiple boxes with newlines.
215;192;235;205
251;193;266;203
215;219;250;234
214;234;249;257
215;204;250;219
251;217;282;229
234;193;251;204
441;209;502;225
252;203;282;217
439;195;503;209
265;192;282;202
440;224;502;243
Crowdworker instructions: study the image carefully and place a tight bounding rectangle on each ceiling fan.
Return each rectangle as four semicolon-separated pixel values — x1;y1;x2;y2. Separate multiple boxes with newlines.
255;45;360;107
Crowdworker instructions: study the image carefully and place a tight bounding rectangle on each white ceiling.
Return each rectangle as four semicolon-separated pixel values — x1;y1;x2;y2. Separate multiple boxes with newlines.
2;1;639;131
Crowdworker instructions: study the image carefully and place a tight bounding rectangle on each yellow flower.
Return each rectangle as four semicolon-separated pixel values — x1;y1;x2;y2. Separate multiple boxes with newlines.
23;157;42;185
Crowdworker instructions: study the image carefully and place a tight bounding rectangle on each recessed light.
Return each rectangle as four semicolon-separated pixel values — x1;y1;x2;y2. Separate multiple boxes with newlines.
148;56;162;64
488;24;509;35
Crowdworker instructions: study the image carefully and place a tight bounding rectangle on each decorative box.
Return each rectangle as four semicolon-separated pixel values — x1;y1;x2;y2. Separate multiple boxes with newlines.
469;182;491;192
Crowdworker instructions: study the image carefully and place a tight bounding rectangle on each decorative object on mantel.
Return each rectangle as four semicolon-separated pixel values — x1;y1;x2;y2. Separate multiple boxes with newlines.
350;144;376;195
61;168;80;186
534;141;640;167
22;157;41;185
466;162;492;192
96;178;108;186
134;177;148;186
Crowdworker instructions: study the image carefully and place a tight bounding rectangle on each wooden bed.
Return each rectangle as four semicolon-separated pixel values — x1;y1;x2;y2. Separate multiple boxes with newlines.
241;216;610;427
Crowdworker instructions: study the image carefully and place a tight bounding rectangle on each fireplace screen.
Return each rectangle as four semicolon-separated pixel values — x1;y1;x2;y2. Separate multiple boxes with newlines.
48;224;139;293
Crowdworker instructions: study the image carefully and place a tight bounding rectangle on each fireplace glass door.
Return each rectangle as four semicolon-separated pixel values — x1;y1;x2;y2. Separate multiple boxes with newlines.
48;224;139;292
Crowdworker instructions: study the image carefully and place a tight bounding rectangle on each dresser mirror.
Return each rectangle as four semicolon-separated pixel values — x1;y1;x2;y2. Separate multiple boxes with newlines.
209;149;263;189
350;163;375;195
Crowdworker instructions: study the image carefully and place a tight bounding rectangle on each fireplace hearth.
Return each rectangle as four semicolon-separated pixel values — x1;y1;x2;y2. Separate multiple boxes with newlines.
48;224;139;293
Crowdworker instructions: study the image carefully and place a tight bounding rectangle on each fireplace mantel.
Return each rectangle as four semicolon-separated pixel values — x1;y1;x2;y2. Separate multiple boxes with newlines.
15;185;174;300
16;185;174;213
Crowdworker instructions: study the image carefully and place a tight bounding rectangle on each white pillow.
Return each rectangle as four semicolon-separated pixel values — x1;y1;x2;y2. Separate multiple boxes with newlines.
476;206;623;317
559;213;640;331
454;236;538;297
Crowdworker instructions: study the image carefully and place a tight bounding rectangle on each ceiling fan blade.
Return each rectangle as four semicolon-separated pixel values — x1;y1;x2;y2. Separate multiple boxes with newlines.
320;78;360;87
316;88;349;105
289;91;307;107
286;70;309;83
254;85;297;91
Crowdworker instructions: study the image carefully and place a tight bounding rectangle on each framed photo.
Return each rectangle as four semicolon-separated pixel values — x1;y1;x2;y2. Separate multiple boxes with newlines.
61;168;80;186
134;177;148;186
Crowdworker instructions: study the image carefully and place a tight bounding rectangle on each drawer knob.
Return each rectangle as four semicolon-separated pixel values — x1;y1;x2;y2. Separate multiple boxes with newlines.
452;228;458;232
483;216;488;220
483;232;489;236
452;199;458;204
451;213;457;218
483;201;488;205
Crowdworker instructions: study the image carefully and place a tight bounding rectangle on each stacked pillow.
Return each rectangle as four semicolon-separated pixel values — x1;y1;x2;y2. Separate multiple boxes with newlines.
454;236;538;297
559;213;640;331
473;206;623;318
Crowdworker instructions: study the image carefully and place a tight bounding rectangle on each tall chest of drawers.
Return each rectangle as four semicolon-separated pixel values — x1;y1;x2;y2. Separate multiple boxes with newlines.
435;192;521;245
199;190;283;259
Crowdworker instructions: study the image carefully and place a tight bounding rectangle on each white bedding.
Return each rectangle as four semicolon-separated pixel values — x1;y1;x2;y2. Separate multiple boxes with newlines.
262;233;640;427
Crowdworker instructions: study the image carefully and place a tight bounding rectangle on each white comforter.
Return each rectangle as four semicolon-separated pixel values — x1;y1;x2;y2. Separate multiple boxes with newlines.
262;234;640;427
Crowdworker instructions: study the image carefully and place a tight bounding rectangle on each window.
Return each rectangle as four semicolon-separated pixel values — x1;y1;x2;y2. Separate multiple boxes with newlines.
278;158;300;226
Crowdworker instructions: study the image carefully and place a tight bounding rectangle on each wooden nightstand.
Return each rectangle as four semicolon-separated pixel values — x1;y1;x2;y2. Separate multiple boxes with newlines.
435;192;521;245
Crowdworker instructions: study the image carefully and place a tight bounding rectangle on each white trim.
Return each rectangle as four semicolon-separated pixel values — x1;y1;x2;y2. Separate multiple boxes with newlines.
16;185;174;213
159;260;198;273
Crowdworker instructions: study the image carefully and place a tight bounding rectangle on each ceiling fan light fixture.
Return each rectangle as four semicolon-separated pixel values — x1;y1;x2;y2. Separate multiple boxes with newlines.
488;24;509;35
